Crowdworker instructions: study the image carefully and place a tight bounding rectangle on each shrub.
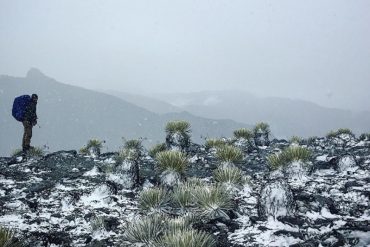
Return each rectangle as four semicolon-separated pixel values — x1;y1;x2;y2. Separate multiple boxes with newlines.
124;139;142;150
156;151;188;175
118;139;143;161
159;228;216;247
326;128;354;139
165;215;193;233
149;143;167;158
289;136;302;144
215;145;243;164
253;122;270;134
0;226;23;247
171;185;195;210
204;138;228;150
11;149;23;157
165;121;191;135
213;167;243;185
12;147;44;158
194;185;234;220
80;138;103;155
233;128;253;140
139;188;171;214
267;146;311;170
122;214;166;245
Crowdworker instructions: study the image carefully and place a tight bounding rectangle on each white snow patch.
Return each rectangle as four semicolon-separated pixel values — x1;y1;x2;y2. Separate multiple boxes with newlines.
316;154;328;161
80;185;113;208
83;166;99;176
160;170;180;187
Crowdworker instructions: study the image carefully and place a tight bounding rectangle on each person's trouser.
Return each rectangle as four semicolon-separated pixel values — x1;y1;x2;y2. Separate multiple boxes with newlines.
22;121;33;151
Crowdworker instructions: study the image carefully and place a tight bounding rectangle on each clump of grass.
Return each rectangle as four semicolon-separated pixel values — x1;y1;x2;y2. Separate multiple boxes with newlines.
117;139;143;162
215;145;243;164
156;151;188;175
165;215;193;233
194;185;234;221
80;138;103;155
267;146;312;170
149;143;167;158
204;138;228;150
11;149;23;157
122;214;166;245
138;188;171;214
289;136;302;144
165;121;191;135
213;167;243;185
171;185;195;210
233;128;254;140
183;177;207;188
124;139;142;150
12;147;44;158
326;128;354;139
159;228;216;247
0;226;23;247
253;122;270;134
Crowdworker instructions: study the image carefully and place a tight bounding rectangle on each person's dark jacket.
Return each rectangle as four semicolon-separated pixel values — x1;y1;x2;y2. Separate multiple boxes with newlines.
24;101;37;124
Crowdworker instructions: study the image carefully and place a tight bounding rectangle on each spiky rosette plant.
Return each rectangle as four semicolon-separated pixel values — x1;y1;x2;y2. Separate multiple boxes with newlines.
213;166;243;186
204;138;228;150
289;136;302;145
12;147;45;158
194;185;234;221
253;122;271;146
158;228;216;247
233;128;254;140
165;215;193;233
122;214;166;246
165;120;191;151
215;145;243;167
326;128;354;139
149;143;167;158
139;187;171;214
233;128;255;152
267;146;312;170
171;184;197;211
0;226;23;247
118;139;143;161
80;138;103;157
156;151;188;186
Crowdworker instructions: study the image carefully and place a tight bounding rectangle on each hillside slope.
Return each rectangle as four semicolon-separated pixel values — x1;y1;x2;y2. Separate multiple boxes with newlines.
0;69;248;155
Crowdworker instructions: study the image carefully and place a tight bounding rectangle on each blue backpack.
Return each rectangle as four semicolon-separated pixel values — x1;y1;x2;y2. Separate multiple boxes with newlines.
12;95;31;121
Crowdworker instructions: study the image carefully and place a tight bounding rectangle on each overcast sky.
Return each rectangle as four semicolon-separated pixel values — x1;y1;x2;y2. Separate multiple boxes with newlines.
1;0;369;111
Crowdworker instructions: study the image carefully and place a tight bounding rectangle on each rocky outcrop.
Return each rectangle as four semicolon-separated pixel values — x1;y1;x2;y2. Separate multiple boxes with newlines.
0;136;369;246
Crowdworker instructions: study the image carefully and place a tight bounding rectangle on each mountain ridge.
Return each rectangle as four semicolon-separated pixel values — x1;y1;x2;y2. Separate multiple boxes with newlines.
0;69;249;156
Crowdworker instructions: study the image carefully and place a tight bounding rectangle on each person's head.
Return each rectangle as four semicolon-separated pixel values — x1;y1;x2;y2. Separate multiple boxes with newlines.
31;94;38;103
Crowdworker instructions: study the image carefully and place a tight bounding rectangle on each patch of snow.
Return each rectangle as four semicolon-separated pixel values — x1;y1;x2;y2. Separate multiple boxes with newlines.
0;176;15;185
316;154;328;161
160;170;180;187
80;185;114;208
338;155;357;172
83;166;99;176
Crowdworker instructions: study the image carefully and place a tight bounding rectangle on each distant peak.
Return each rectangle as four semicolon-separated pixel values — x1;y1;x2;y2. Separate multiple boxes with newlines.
26;68;46;78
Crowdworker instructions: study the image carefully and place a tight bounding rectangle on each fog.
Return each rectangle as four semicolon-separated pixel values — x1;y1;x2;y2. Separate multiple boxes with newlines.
1;0;369;111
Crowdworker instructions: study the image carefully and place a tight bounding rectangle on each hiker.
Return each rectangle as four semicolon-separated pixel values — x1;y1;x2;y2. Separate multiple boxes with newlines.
12;94;38;152
22;94;38;152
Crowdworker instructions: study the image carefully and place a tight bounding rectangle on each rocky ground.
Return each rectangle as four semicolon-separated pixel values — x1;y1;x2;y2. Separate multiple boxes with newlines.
1;134;370;246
